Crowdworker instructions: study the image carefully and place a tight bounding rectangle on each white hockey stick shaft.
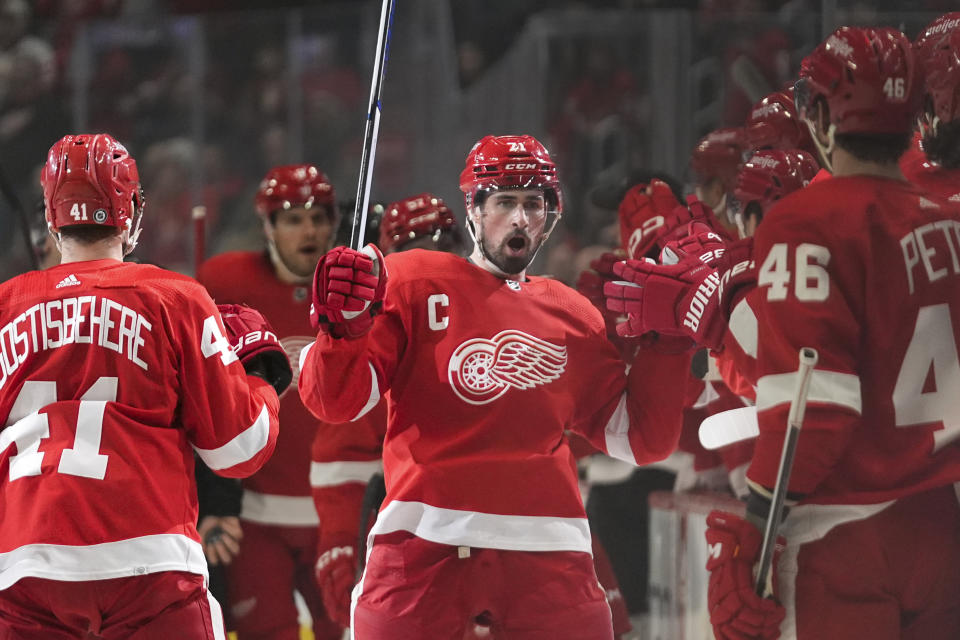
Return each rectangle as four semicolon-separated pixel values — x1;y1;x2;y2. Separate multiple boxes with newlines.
350;0;397;251
754;347;818;596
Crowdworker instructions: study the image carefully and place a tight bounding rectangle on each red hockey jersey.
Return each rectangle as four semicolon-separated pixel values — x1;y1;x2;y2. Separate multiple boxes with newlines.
747;176;960;505
299;250;690;553
0;260;278;589
900;133;960;202
198;251;326;526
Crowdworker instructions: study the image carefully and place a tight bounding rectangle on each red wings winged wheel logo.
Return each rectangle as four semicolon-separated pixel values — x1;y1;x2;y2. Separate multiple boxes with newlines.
447;330;568;405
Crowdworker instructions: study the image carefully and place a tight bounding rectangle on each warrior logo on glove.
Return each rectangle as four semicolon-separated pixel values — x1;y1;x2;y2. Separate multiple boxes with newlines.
447;330;567;405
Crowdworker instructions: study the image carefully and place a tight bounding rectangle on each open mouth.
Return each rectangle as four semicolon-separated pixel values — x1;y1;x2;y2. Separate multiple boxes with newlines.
506;236;528;252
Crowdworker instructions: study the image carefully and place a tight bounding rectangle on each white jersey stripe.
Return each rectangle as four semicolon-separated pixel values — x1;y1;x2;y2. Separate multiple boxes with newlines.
0;534;207;590
757;369;862;415
372;499;592;554
602;393;636;465
194;404;271;471
729;298;759;358
310;460;383;487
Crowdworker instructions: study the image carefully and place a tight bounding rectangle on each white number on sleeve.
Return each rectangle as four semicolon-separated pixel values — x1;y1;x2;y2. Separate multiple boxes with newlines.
758;242;831;302
2;377;117;481
201;315;238;365
893;304;960;452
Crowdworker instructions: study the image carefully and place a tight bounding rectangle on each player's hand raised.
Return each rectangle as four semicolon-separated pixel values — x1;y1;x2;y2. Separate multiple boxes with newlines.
705;511;785;640
618;179;682;260
603;257;725;350
311;244;387;339
218;303;293;395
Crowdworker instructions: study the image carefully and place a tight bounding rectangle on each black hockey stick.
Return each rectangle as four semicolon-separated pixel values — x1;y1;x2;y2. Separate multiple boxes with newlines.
754;347;818;596
350;0;397;251
0;161;40;271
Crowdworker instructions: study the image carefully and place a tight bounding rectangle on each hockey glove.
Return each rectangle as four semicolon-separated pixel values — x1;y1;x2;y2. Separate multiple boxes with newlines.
618;179;681;260
310;244;387;339
604;258;726;350
660;225;727;268
218;303;293;395
657;196;731;249
315;536;358;628
705;511;785;640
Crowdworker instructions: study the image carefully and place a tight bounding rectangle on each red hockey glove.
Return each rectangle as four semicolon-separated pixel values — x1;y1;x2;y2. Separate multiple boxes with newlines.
660;225;727;268
618;179;681;260
657;196;729;249
315;536;357;628
218;304;293;395
604;258;726;350
705;511;785;640
310;244;387;339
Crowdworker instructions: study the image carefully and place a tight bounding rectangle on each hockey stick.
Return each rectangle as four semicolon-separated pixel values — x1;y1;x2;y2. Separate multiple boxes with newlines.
349;0;397;251
699;406;758;450
192;205;207;274
754;347;818;596
0;160;40;271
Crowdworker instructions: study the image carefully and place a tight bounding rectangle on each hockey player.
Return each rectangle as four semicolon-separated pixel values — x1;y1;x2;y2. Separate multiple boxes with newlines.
197;164;353;640
0;133;286;637
608;27;960;640
904;12;960;201
689;127;747;236
378;192;465;254
310;190;463;631
299;134;691;639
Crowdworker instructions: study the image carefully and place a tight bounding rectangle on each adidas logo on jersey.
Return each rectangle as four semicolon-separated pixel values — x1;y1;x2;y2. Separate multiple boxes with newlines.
55;274;82;289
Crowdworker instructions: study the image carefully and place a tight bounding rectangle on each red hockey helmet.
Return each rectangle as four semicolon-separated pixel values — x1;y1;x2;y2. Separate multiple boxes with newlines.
255;164;337;221
795;26;921;135
459;135;562;218
734;149;819;215
379;192;459;252
41;133;144;254
744;90;816;154
689;128;746;192
915;13;960;125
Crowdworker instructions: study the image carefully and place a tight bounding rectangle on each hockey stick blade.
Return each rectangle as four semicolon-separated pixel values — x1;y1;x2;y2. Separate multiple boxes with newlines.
699;406;758;450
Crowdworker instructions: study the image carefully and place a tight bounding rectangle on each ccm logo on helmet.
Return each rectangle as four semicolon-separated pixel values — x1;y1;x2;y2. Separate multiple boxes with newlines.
504;163;539;170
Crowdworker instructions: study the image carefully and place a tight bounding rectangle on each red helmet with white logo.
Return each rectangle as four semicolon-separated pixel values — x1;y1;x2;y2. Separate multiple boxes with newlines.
379;192;460;252
795;26;921;135
689;128;746;191
41;133;144;254
458;135;562;217
915;13;960;125
744;90;816;154
255;164;337;221
735;149;819;215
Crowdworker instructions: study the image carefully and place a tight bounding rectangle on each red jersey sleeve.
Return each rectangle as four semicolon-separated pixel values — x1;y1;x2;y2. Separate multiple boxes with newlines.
565;301;693;466
174;282;280;478
299;282;407;424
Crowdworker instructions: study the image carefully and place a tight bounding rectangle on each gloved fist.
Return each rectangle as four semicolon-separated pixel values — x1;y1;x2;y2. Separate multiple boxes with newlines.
705;511;785;640
657;196;730;249
311;244;387;339
218;303;293;395
604;258;726;350
618;180;680;260
315;537;357;628
575;252;622;312
660;225;727;267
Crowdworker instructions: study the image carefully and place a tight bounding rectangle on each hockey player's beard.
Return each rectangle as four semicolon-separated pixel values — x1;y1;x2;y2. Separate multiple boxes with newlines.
485;230;536;276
